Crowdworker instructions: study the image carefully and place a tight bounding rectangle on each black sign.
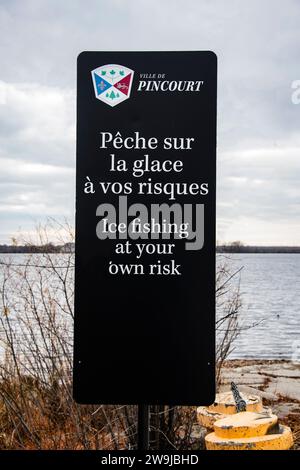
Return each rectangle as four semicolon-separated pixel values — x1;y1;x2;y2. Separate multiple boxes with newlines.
74;51;217;405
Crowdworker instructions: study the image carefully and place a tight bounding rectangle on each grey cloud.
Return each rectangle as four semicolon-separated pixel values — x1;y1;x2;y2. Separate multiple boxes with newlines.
0;0;300;243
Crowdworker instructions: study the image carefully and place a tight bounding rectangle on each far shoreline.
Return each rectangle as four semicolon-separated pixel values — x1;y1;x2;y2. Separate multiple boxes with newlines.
1;243;300;254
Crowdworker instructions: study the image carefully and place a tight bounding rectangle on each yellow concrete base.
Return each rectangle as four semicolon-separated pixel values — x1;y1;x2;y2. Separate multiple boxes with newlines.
199;391;294;450
205;424;293;450
197;392;264;429
214;411;278;439
208;391;263;415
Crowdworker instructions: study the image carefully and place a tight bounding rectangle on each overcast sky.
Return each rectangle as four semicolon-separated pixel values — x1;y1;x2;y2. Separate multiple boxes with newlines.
0;0;299;244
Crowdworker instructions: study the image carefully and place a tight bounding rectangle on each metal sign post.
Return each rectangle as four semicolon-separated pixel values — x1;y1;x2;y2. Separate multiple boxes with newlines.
137;405;150;450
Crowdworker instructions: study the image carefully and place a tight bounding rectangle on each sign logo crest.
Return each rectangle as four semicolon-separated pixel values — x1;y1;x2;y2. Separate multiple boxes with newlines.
91;64;134;107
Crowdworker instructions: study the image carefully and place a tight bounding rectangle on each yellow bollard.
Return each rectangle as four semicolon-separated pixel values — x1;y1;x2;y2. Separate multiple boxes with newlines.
197;391;264;429
213;411;278;439
205;411;293;450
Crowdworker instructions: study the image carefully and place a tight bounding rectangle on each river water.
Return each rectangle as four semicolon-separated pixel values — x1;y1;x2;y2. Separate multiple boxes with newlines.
226;253;300;359
0;253;299;360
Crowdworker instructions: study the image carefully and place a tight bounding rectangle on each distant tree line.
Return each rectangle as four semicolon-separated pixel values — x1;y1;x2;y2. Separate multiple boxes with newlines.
217;241;300;253
1;240;299;254
0;242;75;253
